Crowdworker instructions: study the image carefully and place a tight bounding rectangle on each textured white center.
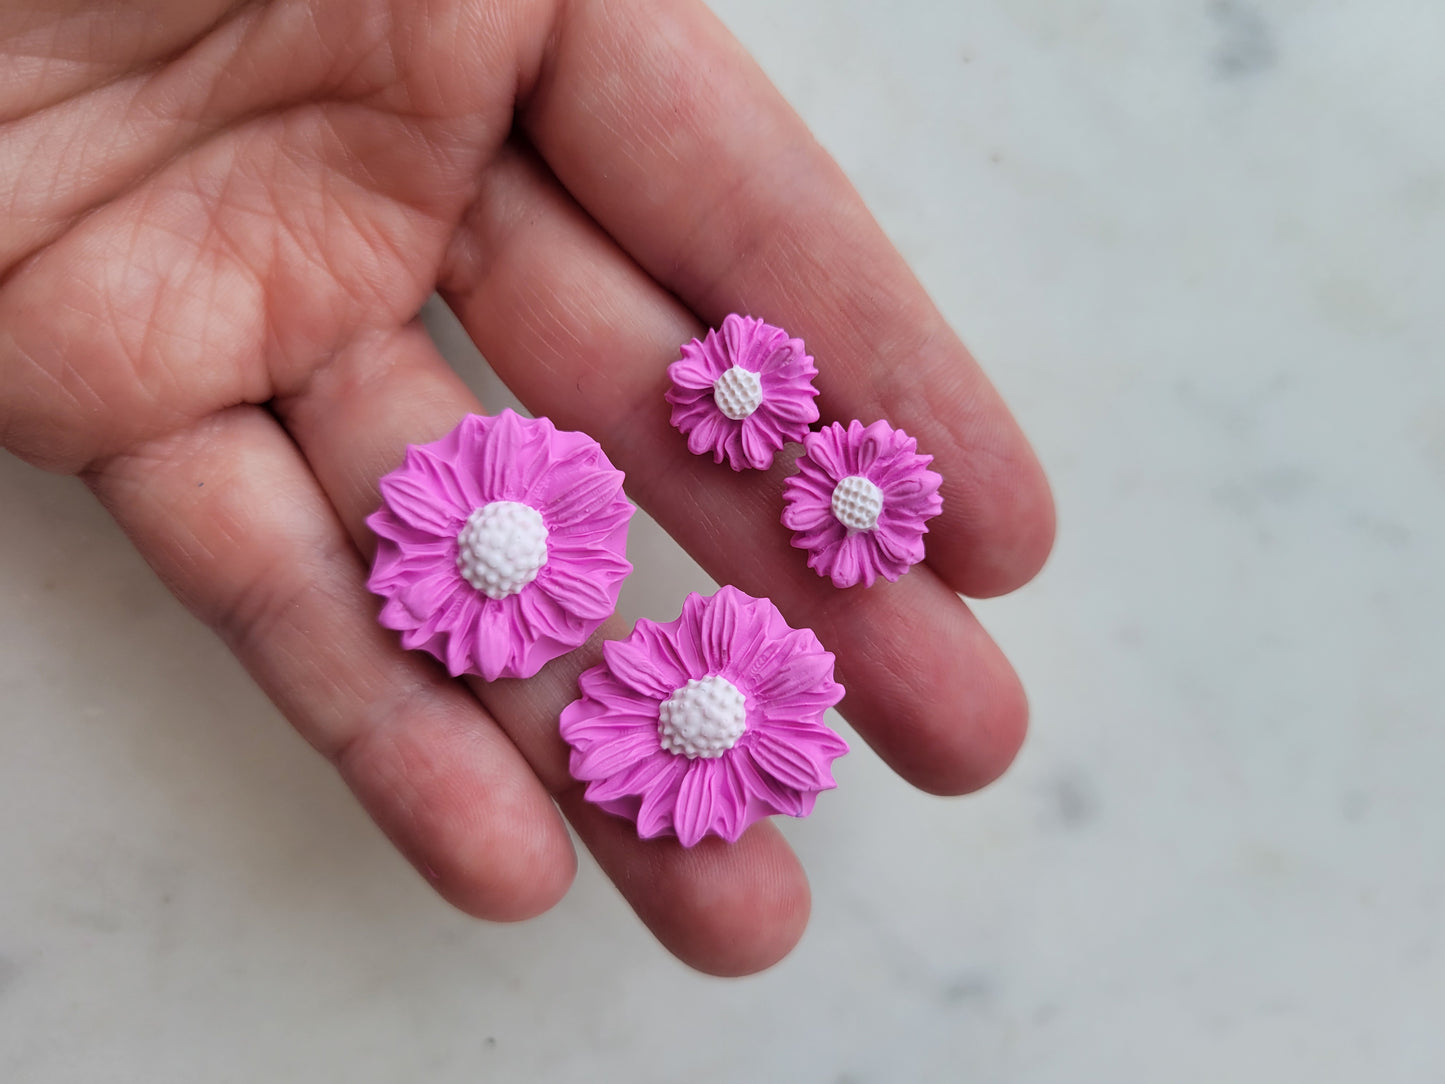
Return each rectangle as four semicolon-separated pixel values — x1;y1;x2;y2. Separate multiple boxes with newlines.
456;501;548;599
830;475;884;532
658;675;748;759
712;365;764;420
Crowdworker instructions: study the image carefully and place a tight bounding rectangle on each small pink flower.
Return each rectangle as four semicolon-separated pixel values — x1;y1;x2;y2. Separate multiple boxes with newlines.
665;314;820;471
560;587;848;846
367;410;634;681
781;420;944;588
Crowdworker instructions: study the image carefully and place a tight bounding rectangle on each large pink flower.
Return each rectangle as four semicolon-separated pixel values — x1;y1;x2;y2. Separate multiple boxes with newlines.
366;410;634;681
781;419;944;588
665;314;820;470
560;587;848;846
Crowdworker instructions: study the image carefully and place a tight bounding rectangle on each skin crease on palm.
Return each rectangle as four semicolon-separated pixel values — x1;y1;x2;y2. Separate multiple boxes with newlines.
0;0;1055;976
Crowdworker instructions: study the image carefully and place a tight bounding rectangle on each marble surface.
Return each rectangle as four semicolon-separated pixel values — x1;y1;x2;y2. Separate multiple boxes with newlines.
3;1;1443;1080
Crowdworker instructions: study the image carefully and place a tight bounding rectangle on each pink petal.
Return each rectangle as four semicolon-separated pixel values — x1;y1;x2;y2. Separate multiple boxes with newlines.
719;313;761;360
683;410;730;461
544;541;631;584
746;409;789;448
540;564;622;621
602;637;679;699
668;355;721;390
673;759;744;846
716;756;750;839
759;390;819;426
718;430;751;470
792;518;847;559
632;616;699;686
882;483;944;522
755;340;805;376
664;593;716;676
367;540;453;593
558;689;620;742
664;385;712;418
514;585;574;642
366;509;437;550
780;486;833;532
830;531;877;588
686;326;731;368
800;535;847;581
504;423;562;501
872;521;927;571
761;719;850;761
747;730;837;792
576;665;661;715
398;445;475;514
738;417;778;470
395;579;469;641
378;469;466;536
635;772;684;839
848;424;893;475
696;586;742;672
464;600;518;680
731;746;809;817
801;424;849;479
583;750;684;804
536;466;626;531
393;566;468;622
469;408;516;501
752;639;841;707
549;500;634;547
561;674;660;743
572;726;665;781
871;450;936;492
790;457;837;495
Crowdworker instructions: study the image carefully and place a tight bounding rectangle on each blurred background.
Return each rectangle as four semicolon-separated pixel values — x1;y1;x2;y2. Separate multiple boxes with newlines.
3;0;1442;1079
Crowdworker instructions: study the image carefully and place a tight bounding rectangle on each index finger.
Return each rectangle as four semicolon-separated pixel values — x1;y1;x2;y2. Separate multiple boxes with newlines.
519;0;1055;598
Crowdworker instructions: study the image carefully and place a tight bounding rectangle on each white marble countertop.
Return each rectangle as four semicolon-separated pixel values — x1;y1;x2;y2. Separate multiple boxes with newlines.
3;1;1442;1080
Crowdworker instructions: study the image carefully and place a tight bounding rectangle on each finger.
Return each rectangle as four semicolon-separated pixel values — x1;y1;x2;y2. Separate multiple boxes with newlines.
273;320;811;975
559;789;811;979
84;405;576;922
0;1;240;123
518;0;1055;598
438;145;1026;795
484;637;812;977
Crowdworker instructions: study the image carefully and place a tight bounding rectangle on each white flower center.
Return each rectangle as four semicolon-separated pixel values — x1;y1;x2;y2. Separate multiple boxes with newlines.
830;475;884;532
712;365;764;420
456;501;548;599
658;675;748;758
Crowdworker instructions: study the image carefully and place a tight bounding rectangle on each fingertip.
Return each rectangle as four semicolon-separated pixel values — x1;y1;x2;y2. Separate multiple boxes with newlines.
829;577;1030;796
663;826;812;977
424;806;578;924
562;794;811;977
947;445;1063;604
905;645;1030;797
933;421;1058;600
338;693;578;923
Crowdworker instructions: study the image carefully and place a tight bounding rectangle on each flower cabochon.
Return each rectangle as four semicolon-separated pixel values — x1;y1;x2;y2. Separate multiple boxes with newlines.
560;586;848;846
782;419;944;589
665;314;820;471
367;410;634;681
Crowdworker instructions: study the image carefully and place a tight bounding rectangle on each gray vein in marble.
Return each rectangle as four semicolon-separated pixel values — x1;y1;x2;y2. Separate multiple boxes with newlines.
1209;0;1277;79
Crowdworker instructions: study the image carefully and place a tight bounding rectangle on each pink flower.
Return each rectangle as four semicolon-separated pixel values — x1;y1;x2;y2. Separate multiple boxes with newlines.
665;314;820;471
366;410;634;681
781;420;944;588
560;587;848;846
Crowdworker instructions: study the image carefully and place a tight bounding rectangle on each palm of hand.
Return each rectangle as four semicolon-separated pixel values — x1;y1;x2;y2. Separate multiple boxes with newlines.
0;0;1054;974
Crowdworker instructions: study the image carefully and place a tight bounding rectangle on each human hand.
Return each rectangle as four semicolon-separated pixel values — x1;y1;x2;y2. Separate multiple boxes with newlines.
0;0;1054;975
